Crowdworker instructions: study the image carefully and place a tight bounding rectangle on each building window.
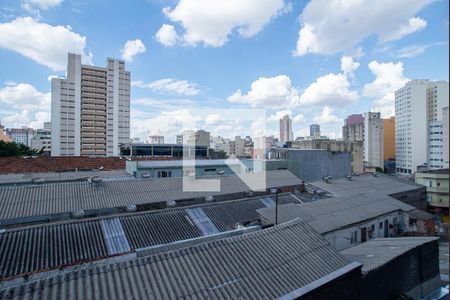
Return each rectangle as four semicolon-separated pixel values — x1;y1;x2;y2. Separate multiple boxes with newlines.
157;171;172;178
350;230;358;244
379;222;383;229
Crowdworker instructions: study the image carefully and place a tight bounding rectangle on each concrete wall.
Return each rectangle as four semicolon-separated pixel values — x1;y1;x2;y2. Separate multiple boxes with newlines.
286;150;352;182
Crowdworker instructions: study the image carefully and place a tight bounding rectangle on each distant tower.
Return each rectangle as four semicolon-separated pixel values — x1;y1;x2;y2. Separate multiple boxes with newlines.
364;112;384;169
279;115;293;142
310;124;320;137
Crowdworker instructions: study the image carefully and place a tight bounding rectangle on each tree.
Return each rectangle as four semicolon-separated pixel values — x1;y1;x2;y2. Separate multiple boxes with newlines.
0;141;41;157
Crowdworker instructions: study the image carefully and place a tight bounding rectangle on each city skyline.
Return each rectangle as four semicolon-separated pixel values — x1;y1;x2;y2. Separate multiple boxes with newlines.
0;0;449;142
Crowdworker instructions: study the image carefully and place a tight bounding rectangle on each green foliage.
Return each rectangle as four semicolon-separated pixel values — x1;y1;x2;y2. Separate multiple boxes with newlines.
0;141;41;157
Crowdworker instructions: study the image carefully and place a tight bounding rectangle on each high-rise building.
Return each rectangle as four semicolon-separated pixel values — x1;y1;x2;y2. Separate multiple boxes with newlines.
309;124;320;137
342;114;364;142
363;112;384;169
31;122;52;154
51;53;130;157
383;117;395;160
279;115;293;143
148;135;164;144
395;80;449;174
6;127;34;147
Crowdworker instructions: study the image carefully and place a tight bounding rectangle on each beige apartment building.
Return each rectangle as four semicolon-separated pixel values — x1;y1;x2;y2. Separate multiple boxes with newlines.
415;169;449;214
51;53;130;156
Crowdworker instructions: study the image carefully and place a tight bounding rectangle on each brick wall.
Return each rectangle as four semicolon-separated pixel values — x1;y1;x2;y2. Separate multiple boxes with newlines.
0;157;126;173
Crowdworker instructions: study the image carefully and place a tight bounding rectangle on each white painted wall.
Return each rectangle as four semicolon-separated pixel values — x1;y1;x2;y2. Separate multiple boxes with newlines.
324;211;407;251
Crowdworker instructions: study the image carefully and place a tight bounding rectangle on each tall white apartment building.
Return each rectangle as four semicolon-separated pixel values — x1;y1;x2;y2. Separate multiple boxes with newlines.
51;53;130;156
395;80;449;174
279;115;293;143
363;112;384;169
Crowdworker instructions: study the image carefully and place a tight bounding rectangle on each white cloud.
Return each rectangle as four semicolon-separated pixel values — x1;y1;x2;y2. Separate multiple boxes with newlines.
381;17;427;42
0;82;50;110
340;56;360;78
299;73;358;106
266;110;303;124
294;0;432;56
229;69;358;109
155;24;179;46
313;106;341;124
228;75;300;108
133;98;198;110
205;114;224;125
395;42;448;58
267;110;292;122
120;39;146;62
345;46;364;59
132;78;200;96
292;114;304;123
363;61;409;117
130;109;201;141
162;0;290;47
0;82;50;128
0;17;92;71
22;0;63;12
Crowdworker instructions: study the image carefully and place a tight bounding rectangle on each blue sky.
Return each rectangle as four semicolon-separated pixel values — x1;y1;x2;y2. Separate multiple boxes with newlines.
0;0;448;142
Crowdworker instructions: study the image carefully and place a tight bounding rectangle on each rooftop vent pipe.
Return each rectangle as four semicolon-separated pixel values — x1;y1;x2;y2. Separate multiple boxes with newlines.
91;176;103;188
31;178;45;184
126;204;137;212
71;210;85;219
322;175;332;183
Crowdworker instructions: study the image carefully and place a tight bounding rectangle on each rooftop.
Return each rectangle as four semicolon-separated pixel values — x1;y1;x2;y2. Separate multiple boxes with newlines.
257;191;420;234
0;170;133;186
309;173;424;197
0;170;302;227
0;219;359;300
257;173;432;234
0;193;301;280
340;237;438;274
